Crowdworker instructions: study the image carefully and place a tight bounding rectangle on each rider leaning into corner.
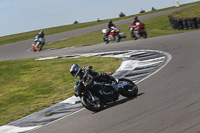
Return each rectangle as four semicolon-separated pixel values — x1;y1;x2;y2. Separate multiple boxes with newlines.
106;20;117;37
70;64;116;92
131;16;140;27
34;30;45;45
130;16;143;35
37;30;45;38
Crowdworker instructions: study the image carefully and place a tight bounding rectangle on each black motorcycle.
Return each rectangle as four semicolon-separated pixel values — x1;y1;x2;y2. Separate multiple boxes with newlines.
74;76;138;112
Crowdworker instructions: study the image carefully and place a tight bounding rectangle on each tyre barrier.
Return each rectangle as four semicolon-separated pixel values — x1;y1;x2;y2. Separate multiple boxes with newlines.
168;15;200;30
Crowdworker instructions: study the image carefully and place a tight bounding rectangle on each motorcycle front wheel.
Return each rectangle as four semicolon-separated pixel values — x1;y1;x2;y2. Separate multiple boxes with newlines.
116;34;121;42
103;35;109;44
142;30;147;39
131;31;137;40
119;79;138;98
39;44;44;51
81;94;104;112
33;46;36;52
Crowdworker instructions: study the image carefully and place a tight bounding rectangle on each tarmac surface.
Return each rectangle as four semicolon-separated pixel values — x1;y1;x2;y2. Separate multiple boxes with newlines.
29;29;200;133
0;4;200;133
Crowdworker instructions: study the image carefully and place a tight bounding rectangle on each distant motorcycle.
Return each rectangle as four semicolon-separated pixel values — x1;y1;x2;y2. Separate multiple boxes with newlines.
74;73;138;112
129;22;147;40
32;35;45;52
102;27;126;44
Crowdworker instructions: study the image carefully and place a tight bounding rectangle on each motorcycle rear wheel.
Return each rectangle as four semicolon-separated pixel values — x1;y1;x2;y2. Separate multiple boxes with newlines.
142;30;147;39
81;94;104;112
119;79;138;98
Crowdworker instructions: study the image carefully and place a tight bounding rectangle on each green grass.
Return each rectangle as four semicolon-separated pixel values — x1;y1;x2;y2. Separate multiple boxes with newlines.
0;56;121;126
0;1;199;46
44;12;199;50
43;30;103;49
170;4;200;18
0;21;107;46
1;0;200;127
43;2;200;49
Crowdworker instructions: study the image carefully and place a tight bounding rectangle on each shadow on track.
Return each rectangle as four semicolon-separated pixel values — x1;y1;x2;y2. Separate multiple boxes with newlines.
92;92;144;113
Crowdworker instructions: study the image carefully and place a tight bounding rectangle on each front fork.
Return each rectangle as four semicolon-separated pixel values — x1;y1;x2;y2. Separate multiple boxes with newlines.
86;90;99;102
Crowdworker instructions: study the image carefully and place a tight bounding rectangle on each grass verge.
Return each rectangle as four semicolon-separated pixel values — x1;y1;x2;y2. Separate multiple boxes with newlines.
44;12;200;50
170;4;200;18
0;56;121;126
0;1;199;46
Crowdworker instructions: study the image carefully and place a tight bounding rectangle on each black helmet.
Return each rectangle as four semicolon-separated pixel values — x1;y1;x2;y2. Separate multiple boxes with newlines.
133;16;138;20
108;20;112;24
70;64;81;78
38;30;43;34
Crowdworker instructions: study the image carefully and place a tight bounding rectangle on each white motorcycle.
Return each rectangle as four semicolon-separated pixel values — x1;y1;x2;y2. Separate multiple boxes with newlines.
102;27;126;44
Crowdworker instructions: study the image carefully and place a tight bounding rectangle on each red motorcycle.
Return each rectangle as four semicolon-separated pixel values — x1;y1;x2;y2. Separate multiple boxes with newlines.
130;22;147;40
102;27;126;44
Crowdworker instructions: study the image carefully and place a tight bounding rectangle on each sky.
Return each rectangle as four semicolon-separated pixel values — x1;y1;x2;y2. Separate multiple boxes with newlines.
0;0;199;37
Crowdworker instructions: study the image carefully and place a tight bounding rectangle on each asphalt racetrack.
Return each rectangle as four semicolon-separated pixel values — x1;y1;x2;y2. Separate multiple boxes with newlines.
29;30;200;133
1;5;200;133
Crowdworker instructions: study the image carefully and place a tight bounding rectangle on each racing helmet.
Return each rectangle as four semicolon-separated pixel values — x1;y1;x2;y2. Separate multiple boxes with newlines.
133;16;138;20
108;20;112;24
39;30;43;34
70;64;81;78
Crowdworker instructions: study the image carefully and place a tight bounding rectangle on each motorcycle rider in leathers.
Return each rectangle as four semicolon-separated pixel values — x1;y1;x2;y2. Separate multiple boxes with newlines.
130;16;142;35
70;64;115;88
106;20;117;38
34;30;45;45
131;16;140;27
